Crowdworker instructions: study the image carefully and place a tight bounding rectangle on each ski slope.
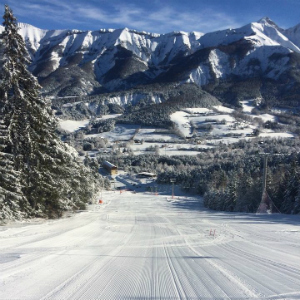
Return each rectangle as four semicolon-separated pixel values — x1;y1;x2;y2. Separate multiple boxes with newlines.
1;190;300;299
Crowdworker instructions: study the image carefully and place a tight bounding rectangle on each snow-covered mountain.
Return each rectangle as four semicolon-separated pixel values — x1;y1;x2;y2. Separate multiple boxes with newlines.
1;18;300;106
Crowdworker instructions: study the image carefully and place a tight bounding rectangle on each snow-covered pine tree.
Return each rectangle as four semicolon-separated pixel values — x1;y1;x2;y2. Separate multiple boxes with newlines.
1;5;100;219
223;171;238;212
281;160;299;214
0;28;30;221
0;110;30;220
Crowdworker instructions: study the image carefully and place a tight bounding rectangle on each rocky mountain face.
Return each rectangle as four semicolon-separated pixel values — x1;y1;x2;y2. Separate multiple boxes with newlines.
1;18;300;107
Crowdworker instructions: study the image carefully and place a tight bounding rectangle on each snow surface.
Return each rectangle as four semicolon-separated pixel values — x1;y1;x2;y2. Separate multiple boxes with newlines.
168;105;294;146
134;128;179;142
170;111;193;137
1;185;300;299
213;105;234;114
259;132;294;138
184;108;211;114
241;100;256;113
170;109;240;139
129;142;210;156
59;119;90;132
186;64;211;86
97;114;122;120
241;100;276;121
87;124;140;141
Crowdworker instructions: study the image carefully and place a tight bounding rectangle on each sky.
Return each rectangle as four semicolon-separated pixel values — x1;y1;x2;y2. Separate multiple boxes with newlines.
0;0;299;34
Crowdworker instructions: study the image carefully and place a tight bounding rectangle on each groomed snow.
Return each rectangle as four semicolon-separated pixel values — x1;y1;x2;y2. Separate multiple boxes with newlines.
1;187;300;299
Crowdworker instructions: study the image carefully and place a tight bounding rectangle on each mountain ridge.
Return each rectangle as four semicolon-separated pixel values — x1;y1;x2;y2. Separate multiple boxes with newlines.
1;18;300;107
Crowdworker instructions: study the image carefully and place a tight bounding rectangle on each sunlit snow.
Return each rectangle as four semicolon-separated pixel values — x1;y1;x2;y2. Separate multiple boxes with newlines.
59;119;90;132
1;182;300;299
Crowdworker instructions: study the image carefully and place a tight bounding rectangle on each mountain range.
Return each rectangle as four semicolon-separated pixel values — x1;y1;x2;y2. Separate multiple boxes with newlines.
1;17;300;108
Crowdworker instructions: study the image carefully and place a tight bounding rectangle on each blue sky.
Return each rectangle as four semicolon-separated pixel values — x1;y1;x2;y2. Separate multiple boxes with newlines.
1;0;299;33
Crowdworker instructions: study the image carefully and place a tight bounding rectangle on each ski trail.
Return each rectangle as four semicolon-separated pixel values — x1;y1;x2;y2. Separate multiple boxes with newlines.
1;191;300;299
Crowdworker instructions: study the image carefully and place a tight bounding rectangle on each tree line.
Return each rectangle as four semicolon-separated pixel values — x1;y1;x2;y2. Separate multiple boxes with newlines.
102;137;300;214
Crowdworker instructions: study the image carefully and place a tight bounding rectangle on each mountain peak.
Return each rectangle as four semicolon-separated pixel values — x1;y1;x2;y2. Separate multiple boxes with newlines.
18;22;41;29
257;17;280;29
1;17;299;97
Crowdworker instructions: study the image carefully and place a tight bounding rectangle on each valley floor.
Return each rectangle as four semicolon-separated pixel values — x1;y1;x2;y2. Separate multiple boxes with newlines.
1;190;300;299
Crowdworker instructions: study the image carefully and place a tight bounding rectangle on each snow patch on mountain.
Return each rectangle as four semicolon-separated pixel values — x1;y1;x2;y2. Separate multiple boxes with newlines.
236;45;291;79
186;64;211;86
98;28;203;65
197;18;300;54
209;49;231;78
108;93;146;106
88;93;165;109
198;23;257;49
189;31;205;51
250;20;300;53
17;23;48;52
283;23;300;48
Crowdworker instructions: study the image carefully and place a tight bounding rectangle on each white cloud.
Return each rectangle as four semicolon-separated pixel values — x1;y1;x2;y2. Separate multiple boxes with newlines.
4;0;241;33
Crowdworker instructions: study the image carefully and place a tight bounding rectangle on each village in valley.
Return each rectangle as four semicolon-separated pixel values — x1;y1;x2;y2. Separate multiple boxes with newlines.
58;99;294;159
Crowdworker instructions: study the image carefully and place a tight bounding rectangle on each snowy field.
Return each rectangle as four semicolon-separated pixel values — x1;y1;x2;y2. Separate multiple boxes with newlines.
59;119;90;132
241;100;276;122
58;115;121;133
134;128;179;142
1;188;300;299
170;104;294;144
88;124;140;141
57;100;295;157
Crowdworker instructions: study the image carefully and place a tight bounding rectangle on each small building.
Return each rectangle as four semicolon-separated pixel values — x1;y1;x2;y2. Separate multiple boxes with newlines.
103;161;118;175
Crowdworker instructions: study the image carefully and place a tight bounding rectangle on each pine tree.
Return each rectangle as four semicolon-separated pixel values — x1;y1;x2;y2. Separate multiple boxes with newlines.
0;116;29;220
0;37;30;220
224;171;237;212
0;5;100;219
282;160;299;214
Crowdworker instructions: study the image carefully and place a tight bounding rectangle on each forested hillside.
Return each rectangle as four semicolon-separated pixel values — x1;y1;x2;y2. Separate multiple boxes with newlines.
102;137;300;214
